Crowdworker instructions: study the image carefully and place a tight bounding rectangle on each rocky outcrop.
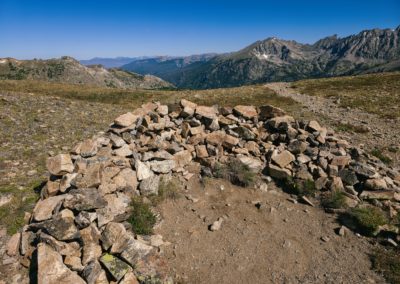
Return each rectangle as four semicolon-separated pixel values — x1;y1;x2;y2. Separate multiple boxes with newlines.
8;99;400;283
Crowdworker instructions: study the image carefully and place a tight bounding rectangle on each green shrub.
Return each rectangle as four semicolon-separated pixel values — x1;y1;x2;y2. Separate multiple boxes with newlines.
370;149;392;165
284;178;317;197
344;207;388;236
214;159;255;187
371;248;400;284
128;198;156;235
150;176;182;205
321;190;347;209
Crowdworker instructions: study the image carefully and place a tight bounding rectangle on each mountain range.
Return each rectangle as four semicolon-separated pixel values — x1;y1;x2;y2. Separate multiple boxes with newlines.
0;56;173;89
120;26;400;89
80;57;153;68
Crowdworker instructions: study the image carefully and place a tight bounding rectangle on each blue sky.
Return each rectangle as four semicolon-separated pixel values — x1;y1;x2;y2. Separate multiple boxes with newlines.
0;0;399;59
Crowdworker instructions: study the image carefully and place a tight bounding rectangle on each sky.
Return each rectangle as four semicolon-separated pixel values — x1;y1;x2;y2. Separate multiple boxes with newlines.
0;0;399;60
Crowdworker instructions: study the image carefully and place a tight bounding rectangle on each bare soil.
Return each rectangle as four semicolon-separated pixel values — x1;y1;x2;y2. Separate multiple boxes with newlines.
156;178;385;284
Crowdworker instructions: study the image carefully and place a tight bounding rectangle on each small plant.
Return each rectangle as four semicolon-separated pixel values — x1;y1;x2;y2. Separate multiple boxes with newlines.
321;190;347;209
342;207;388;236
150;177;181;205
284;178;317;197
370;149;392;165
128;198;156;235
371;248;400;284
213;159;255;187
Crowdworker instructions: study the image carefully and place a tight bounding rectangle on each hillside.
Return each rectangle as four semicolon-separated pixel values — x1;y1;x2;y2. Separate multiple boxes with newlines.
80;57;153;68
122;26;400;89
0;56;174;90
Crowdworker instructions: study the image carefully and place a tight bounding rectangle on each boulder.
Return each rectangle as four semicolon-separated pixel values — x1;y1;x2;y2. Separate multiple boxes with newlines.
101;222;127;251
272;150;295;168
37;243;85;284
232;126;256;140
114;112;138;127
196;145;209;158
30;215;80;241
33;195;66;222
80;139;98;158
258;105;285;120
237;155;263;172
365;178;388;190
100;253;131;281
64;188;107;211
233;105;257;119
136;160;153;181
195;105;217;119
46;154;74;176
6;233;20;257
139;175;161;196
268;165;292;180
149;160;176;174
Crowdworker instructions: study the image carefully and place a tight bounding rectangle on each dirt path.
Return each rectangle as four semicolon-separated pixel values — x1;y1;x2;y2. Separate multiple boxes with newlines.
265;82;400;167
156;178;385;284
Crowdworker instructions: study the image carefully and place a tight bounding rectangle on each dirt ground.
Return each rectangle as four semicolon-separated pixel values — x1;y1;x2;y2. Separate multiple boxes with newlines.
156;178;385;284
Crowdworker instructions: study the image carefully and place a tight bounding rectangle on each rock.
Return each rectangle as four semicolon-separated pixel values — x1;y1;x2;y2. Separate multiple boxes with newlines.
180;99;197;110
120;271;140;284
96;193;130;227
237;155;263;172
120;234;153;267
139;175;161;196
64;256;85;272
210;217;224;231
330;156;351;168
81;260;104;284
38;232;81;257
206;131;226;146
113;144;133;157
268;164;292;180
272;150;295;168
80;224;102;266
350;162;378;178
114;112;138;127
37;243;85;284
156;105;168;116
76;163;103;188
195;145;209;158
136;160;153;181
33;195;66;221
64;188;107;211
110;134;126;148
46;180;60;196
101;222;127;251
233;126;256;140
300;196;314;207
360;190;395;200
195;105;217;119
181;106;195;117
365;178;388;190
149;160;176;174
258;105;285;120
31;215;80;241
288;140;307;154
6;233;20;256
80;139;98;158
173;150;193;168
267;115;295;130
233;105;257;119
100;253;131;281
330;176;344;191
75;211;97;229
114;168;138;192
339;169;358;185
308;120;322;132
46;154;74;176
223;134;240;148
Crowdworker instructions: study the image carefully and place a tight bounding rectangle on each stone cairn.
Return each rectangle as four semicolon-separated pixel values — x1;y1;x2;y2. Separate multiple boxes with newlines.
5;99;400;283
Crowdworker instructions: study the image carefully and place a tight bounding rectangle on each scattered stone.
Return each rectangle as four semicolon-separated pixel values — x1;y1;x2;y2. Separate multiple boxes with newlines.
210;217;224;231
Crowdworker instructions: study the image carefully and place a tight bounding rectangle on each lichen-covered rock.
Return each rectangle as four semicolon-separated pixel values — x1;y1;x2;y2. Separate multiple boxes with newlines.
100;253;131;281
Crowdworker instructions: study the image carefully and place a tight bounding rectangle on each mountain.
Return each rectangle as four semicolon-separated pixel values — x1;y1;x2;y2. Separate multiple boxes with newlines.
123;26;400;89
0;56;174;89
80;57;153;68
121;53;218;86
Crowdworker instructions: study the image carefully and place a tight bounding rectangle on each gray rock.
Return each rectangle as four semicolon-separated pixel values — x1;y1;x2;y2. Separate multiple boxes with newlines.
136;160;153;181
272;150;295;168
339;169;359;185
100;253;131;281
268;165;292;180
64;188;107;211
101;222;127;251
30;215;80;241
81;260;104;284
149;160;176;174
120;234;153;267
139;175;161;196
232;126;256;140
33;195;66;221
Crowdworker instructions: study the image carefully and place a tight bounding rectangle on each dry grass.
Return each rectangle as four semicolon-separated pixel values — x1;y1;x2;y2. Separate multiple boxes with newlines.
292;72;400;118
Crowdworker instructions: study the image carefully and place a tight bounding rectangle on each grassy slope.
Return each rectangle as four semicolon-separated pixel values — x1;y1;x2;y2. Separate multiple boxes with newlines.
292;72;400;119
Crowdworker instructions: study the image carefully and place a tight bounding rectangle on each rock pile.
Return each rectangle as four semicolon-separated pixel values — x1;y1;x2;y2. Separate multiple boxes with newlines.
6;99;400;283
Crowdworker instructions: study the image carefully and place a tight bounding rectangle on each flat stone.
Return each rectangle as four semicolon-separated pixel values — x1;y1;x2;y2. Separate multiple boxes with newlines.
206;130;226;146
100;253;131;281
64;255;85;272
258;105;285;120
267;115;295;130
190;125;204;135
37;243;85;284
195;105;218;119
64;188;106;211
272;150;295;168
237;155;263;172
120;234;153;267
180;99;197;109
223;134;240;148
114;112;138;127
96;193;130;227
308;120;322;132
232;126;256;140
149;160;176;174
75;163;103;188
173;150;193;168
46;180;60;196
101;222;127;251
110;134;126;148
233;105;257;119
31;215;80;241
38;233;81;257
365;178;388;190
113;144;133;157
339;169;358;186
80;139;98;158
360;190;395;200
156;105;168;116
80;224;102;266
268;164;292;180
113;168;138;192
330;156;351;168
33;195;66;221
139;175;161;196
46;154;74;176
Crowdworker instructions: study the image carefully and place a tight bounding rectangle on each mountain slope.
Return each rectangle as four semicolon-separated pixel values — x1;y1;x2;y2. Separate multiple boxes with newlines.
121;53;218;85
80;57;152;68
0;56;174;89
123;26;400;89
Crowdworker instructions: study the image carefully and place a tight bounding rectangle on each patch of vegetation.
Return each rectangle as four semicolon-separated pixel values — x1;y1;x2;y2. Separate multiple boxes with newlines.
149;177;182;205
371;248;400;284
321;190;347;209
370;149;392;165
283;178;317;197
388;147;398;153
335;122;369;133
341;207;388;236
128;197;157;235
214;159;256;187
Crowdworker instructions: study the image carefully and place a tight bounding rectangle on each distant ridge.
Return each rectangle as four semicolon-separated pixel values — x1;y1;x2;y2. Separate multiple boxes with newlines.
121;26;400;89
0;56;174;90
